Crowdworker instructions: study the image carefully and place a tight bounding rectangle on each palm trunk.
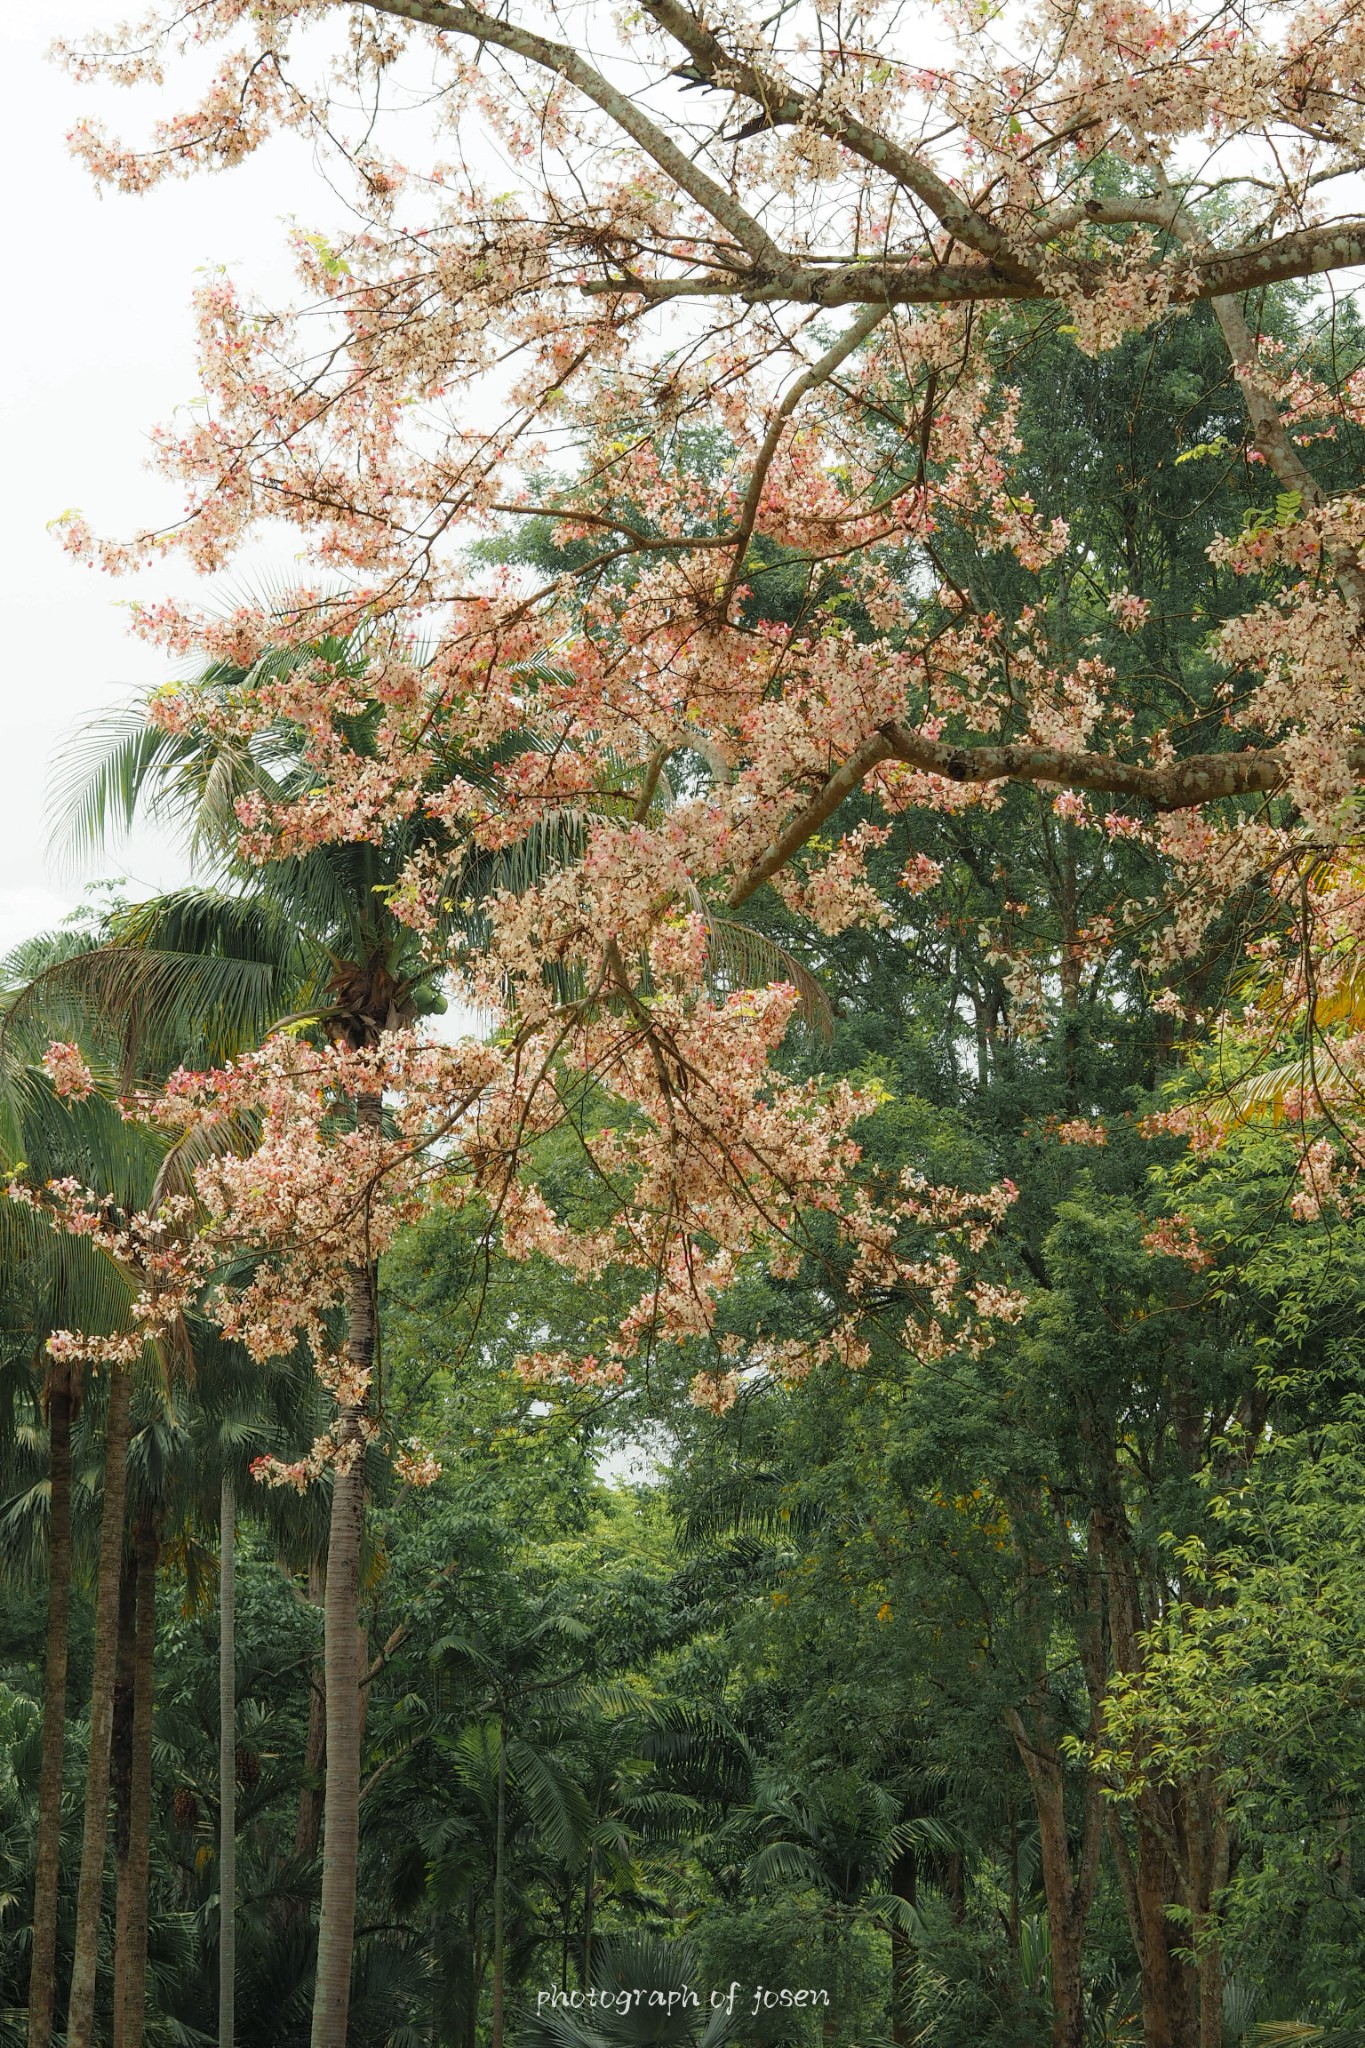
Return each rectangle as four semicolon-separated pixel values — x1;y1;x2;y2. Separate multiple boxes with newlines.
493;1714;508;2048
113;1514;158;2048
889;1844;916;2048
308;1246;375;2048
581;1849;594;1986
28;1359;76;2048
110;1549;138;2038
292;1559;326;1872
219;1473;236;2048
66;1361;135;2048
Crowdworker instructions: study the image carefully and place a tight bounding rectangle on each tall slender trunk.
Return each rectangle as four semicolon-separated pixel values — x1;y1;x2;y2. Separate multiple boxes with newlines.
1092;1489;1204;2048
293;1559;327;1869
219;1473;237;2048
463;1901;480;2048
308;1236;376;2048
493;1714;508;2048
110;1550;138;2038
113;1515;158;2048
581;1849;594;1986
66;1362;135;2048
1058;844;1081;1113
29;1359;76;2048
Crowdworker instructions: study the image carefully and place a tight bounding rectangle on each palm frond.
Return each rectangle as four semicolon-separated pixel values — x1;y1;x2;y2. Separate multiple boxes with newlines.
745;1838;822;1890
679;1472;818;1549
700;916;833;1042
46;703;197;872
2;944;298;1082
47;687;294;876
507;1738;593;1864
1224;1057;1325;1122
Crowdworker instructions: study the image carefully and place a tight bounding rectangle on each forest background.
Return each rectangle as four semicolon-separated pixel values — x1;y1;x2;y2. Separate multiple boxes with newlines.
2;5;1365;2048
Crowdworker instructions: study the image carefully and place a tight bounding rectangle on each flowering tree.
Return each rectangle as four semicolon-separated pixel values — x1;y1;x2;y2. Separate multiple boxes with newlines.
50;0;1365;1105
40;0;1365;2039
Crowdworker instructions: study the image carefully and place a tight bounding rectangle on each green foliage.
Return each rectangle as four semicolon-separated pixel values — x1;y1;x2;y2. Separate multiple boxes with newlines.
7;287;1365;2048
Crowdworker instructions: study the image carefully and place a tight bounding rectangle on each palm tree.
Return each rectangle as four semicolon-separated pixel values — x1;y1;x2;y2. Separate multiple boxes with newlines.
1;902;323;2048
0;984;169;2048
111;1494;160;2048
47;623;831;2048
48;637;466;2048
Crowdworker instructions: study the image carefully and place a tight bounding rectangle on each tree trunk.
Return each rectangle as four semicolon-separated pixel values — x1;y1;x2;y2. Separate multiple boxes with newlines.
113;1515;158;2048
1005;1708;1102;2048
1129;1801;1201;2048
1089;1476;1207;2048
66;1361;135;2048
219;1473;237;2048
463;1901;481;2048
493;1713;508;2048
28;1359;76;2048
581;1849;594;1986
293;1559;327;1868
1189;1769;1230;2048
308;1244;375;2048
110;1547;138;2038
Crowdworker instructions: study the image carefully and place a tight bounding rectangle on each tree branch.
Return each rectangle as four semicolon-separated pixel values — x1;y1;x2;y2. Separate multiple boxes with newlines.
725;729;1364;908
363;0;790;276
720;300;891;608
635;0;1038;281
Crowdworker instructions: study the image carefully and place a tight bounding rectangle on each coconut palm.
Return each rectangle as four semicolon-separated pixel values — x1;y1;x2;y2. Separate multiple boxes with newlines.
46;620;831;2048
44;634;499;2048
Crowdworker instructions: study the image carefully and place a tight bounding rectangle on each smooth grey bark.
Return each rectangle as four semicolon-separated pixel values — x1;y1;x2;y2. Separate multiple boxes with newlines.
308;1087;381;2048
219;1472;236;2048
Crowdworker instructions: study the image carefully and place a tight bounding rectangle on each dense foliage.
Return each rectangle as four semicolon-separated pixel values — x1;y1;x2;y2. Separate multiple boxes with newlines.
9;3;1365;2035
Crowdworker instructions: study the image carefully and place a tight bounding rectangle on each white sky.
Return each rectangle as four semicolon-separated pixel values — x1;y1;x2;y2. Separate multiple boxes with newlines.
0;5;335;956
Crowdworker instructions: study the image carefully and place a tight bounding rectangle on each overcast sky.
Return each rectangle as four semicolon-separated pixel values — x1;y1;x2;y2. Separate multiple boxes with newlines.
0;5;337;955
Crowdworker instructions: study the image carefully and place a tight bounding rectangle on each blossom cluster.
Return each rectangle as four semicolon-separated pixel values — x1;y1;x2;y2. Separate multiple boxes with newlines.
42;1042;95;1102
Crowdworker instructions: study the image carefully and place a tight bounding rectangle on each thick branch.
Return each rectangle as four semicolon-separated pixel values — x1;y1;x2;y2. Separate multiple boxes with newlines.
725;729;1365;908
635;0;1037;281
361;2;1365;314
585;229;1365;308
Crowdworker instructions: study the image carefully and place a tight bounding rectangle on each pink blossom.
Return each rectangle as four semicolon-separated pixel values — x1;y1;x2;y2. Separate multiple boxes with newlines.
42;1042;94;1102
